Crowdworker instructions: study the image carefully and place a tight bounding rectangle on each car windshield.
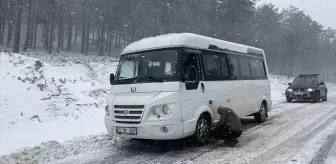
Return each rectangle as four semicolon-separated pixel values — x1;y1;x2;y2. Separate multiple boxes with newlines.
292;77;318;86
114;49;179;85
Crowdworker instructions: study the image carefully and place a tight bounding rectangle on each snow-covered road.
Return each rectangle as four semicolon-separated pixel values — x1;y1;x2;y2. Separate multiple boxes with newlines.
49;98;336;164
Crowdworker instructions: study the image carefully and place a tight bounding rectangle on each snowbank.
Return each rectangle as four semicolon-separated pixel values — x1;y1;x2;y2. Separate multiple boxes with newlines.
0;52;117;156
269;75;294;104
0;134;122;164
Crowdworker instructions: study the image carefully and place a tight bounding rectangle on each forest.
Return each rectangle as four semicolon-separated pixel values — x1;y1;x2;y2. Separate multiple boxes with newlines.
0;0;335;81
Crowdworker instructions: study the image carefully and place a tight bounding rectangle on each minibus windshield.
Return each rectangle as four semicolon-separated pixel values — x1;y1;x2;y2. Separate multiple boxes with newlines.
113;49;179;85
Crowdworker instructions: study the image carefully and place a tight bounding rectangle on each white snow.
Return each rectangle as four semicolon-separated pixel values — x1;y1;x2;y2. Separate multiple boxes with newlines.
0;135;122;164
122;33;262;55
269;75;293;103
0;52;117;156
286;118;336;164
325;157;336;164
2;51;336;164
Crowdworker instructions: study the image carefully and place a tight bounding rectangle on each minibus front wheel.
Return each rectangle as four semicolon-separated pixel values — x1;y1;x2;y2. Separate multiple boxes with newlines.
193;113;211;144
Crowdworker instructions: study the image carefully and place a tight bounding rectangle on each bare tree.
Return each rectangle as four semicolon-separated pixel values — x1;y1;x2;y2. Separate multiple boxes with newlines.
67;16;73;51
6;1;15;48
57;0;64;53
85;1;91;55
13;0;24;53
81;0;87;54
0;0;4;45
23;0;33;51
48;0;56;54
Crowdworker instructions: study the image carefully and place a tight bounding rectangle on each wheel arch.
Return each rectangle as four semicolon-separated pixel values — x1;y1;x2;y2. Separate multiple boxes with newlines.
195;105;215;125
183;105;215;137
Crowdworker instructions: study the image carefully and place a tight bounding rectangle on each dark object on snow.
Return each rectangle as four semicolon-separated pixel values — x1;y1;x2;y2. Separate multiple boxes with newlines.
34;60;43;70
30;114;41;122
286;74;328;103
210;106;242;147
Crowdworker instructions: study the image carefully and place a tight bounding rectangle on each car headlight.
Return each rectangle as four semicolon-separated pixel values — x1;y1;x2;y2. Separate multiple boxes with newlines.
162;105;171;115
307;88;315;92
287;89;293;92
105;105;110;116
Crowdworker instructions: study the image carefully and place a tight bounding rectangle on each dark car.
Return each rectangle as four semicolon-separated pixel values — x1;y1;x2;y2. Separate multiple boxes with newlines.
285;74;328;103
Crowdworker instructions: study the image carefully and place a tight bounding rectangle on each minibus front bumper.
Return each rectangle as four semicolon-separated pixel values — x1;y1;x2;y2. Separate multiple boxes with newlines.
105;118;184;140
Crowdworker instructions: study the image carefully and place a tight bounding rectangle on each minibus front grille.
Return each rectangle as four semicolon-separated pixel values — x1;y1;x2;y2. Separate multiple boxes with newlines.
114;105;145;109
116;121;141;124
115;116;141;120
113;105;144;124
114;110;143;115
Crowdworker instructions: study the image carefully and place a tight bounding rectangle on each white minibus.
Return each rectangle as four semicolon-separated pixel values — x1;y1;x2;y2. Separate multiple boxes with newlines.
104;33;272;143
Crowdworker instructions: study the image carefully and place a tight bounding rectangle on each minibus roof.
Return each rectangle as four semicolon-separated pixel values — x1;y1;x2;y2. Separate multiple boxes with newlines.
122;33;264;55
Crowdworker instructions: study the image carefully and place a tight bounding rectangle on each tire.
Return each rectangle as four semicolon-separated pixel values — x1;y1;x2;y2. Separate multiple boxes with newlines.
254;102;267;123
313;91;320;103
322;92;328;101
193;115;211;145
286;99;292;103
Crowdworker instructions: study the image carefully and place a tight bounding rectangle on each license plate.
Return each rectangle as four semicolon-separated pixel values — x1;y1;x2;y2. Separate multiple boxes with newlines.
294;91;305;95
116;127;137;135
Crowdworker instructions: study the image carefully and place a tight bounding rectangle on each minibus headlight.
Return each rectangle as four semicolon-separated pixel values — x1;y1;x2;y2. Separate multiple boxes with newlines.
162;105;171;115
287;89;293;92
105;105;110;116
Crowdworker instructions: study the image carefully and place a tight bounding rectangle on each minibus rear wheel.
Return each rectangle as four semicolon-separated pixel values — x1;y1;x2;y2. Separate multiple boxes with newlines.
193;114;211;144
254;102;267;123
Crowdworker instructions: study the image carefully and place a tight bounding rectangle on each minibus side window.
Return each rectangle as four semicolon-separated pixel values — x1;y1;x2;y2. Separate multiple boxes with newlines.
202;52;222;81
249;58;260;78
221;55;230;79
249;58;267;79
227;55;240;80
260;61;267;78
239;56;252;80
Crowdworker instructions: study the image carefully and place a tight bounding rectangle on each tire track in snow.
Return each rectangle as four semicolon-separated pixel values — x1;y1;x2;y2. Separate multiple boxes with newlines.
175;102;335;164
244;99;335;137
247;106;336;164
189;100;336;164
310;129;336;164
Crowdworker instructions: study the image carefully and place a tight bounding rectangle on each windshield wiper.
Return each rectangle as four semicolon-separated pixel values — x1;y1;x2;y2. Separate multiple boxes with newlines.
133;76;164;83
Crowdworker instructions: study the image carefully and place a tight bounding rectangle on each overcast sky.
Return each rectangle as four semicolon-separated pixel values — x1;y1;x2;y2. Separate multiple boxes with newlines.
259;0;336;29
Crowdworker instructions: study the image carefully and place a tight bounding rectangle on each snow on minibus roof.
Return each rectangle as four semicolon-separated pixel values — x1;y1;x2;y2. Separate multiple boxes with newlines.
122;33;263;55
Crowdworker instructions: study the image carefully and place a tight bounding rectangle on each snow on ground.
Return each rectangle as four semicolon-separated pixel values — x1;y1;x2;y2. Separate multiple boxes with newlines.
0;135;123;164
269;75;293;104
286;119;336;164
0;52;117;156
2;51;336;164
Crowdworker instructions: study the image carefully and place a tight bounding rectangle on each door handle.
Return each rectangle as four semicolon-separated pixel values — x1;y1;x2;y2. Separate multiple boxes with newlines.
201;83;205;92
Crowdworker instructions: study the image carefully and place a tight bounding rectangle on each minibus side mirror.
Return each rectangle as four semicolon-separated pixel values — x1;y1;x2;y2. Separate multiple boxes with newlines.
288;83;292;85
320;82;325;85
110;73;115;85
